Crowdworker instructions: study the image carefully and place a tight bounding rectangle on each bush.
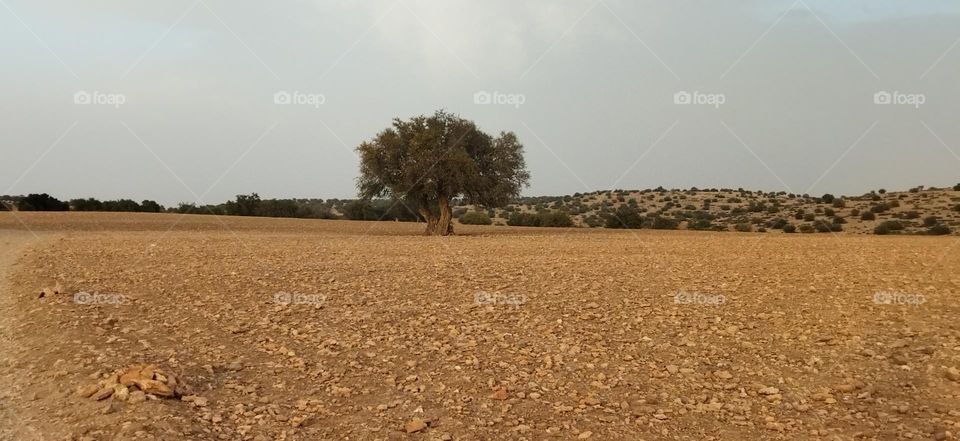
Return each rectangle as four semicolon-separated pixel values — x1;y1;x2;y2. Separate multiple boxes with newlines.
735;223;752;232
459;211;492;225
860;211;876;221
928;224;952;235
954;183;960;191
821;194;835;204
874;220;904;235
507;212;541;227
782;224;797;233
539;211;573;228
803;213;816;222
646;216;679;230
813;220;833;233
604;205;643;229
768;218;788;229
923;216;939;227
688;218;713;230
799;224;815;233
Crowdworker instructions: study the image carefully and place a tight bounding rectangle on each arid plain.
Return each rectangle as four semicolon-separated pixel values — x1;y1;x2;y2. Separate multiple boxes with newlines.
1;212;958;441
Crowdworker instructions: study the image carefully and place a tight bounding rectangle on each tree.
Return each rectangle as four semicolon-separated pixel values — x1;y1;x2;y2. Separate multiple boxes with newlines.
357;111;530;235
18;193;68;211
140;200;163;212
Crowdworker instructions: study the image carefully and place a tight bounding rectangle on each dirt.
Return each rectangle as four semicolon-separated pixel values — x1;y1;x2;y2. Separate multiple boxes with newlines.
1;212;959;440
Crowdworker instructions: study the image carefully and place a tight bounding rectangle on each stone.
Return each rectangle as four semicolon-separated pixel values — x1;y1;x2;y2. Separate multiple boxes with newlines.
128;390;147;404
489;388;508;401
578;431;593;439
91;386;115;401
945;367;960;382
113;385;130;401
77;384;99;398
404;418;427;433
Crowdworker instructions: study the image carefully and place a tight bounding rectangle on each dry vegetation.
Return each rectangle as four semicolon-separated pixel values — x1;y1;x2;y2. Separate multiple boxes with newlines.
1;213;959;441
466;186;960;235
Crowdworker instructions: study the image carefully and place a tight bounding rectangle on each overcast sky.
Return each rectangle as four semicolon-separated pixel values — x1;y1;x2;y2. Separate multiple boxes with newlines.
2;0;959;206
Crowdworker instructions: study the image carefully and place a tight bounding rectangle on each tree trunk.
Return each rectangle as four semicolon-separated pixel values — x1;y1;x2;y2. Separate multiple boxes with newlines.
418;207;438;235
436;196;453;236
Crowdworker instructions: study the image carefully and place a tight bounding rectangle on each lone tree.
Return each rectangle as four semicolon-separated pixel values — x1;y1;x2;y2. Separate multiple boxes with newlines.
357;111;530;235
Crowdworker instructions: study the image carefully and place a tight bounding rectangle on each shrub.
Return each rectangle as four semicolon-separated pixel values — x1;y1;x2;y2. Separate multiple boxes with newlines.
539;211;573;228
923;216;939;227
688;219;713;230
928;224;952;235
803;213;816;222
604;205;643;229
901;211;920;220
821;194;835;204
507;212;541;227
459;211;492;225
832;199;846;208
954;183;960;191
850;208;860;216
735;223;752;232
860;211;876;221
824;208;835;217
768;218;788;229
646;216;679;230
813;220;832;233
832;216;846;225
874;220;904;235
782;224;797;233
799;224;815;233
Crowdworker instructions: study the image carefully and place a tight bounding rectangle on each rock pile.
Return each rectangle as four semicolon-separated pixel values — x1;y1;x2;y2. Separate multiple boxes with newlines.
78;364;183;403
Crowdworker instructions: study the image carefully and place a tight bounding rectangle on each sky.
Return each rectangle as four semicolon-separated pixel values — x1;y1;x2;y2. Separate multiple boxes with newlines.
1;0;959;206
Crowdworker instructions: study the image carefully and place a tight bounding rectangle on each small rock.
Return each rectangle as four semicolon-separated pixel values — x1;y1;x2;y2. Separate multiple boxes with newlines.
666;365;679;374
77;384;99;398
404;418;427;433
945;367;960;382
489;388;508;401
91;386;115;401
578;431;593;439
128;390;146;404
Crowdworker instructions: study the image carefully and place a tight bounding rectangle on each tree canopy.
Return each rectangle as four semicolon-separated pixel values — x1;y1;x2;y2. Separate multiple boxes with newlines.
357;111;530;235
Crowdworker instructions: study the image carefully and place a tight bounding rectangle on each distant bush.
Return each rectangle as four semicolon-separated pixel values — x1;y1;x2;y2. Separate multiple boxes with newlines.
850;208;860;216
832;199;846;208
799;224;815;233
604;205;643;229
646;215;679;230
803;213;816;222
860;211;876;221
459;211;492;225
735;223;752;232
824;208;835;217
923;216;939;227
874;220;904;235
900;211;920;220
507;212;541;227
539;211;573;228
768;218;788;229
954;183;960;191
688;218;713;230
821;194;835;204
18;193;68;211
782;224;797;233
928;224;952;235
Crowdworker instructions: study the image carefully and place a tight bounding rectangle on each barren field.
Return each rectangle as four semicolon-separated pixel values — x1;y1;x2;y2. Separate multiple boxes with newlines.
1;212;959;441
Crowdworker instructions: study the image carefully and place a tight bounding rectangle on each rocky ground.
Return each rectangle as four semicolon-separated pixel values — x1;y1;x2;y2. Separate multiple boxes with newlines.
1;212;959;440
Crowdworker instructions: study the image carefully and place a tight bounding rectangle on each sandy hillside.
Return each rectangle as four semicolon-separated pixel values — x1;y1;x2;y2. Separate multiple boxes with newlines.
0;212;959;441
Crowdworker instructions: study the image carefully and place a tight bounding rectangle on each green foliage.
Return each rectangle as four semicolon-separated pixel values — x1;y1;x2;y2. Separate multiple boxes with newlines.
459;211;492;225
782;224;797;233
18;193;68;211
70;198;103;211
604;205;643;229
357;111;530;235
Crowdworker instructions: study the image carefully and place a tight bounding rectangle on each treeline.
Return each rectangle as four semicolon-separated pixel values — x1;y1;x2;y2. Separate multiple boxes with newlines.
0;193;425;222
